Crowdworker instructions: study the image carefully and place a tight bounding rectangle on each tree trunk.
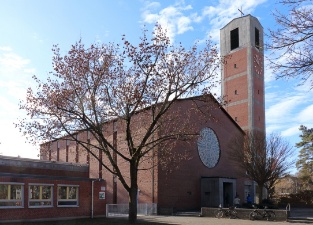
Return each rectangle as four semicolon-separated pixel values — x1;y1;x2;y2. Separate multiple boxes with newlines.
128;161;138;224
257;184;264;204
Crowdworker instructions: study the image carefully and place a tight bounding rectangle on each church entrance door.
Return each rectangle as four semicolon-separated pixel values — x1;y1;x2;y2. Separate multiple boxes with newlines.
201;177;236;208
223;182;233;207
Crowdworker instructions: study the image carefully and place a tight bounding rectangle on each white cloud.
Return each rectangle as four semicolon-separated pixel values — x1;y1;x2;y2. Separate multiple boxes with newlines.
201;0;268;43
23;68;36;74
297;105;313;123
266;124;284;134
0;49;39;158
177;16;193;34
144;1;161;10
0;120;39;158
0;52;31;73
281;126;300;137
190;12;202;23
266;94;304;124
32;32;44;43
293;79;313;92
0;46;13;51
0;95;18;119
141;1;196;42
141;0;268;44
0;51;36;113
265;79;313;144
264;58;276;83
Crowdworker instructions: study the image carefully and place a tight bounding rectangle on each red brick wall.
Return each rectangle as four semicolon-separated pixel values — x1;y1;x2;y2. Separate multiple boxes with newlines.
226;102;249;128
223;48;249;129
252;48;265;132
43;95;246;211
156;97;244;210
223;47;265;134
44;116;157;206
224;75;248;102
0;177;106;221
223;48;247;79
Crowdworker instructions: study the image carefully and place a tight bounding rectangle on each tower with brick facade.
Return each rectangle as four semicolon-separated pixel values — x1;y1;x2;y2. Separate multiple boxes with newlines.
220;15;265;134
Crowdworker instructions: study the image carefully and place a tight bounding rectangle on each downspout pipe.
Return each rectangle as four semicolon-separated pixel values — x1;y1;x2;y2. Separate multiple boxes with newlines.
91;180;94;219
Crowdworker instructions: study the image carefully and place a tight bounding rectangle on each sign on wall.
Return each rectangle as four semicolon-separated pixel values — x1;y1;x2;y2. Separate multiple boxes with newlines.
99;192;105;199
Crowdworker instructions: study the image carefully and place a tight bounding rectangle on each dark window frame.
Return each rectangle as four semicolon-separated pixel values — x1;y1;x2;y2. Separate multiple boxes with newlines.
57;185;79;207
255;27;260;49
230;28;239;50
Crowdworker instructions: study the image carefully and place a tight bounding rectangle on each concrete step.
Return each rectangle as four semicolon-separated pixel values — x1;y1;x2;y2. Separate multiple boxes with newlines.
175;211;201;217
288;217;313;223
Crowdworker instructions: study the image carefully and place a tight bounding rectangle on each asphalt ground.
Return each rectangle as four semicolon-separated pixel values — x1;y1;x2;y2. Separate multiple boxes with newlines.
139;215;312;225
3;208;313;225
2;215;312;225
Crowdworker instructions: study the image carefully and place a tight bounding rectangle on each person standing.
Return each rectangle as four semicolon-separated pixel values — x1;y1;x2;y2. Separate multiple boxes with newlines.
247;194;252;205
233;195;240;208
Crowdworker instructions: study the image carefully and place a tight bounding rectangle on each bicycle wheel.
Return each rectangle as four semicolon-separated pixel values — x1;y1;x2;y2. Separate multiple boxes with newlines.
215;210;224;219
224;210;231;219
214;209;219;217
266;211;276;221
249;211;257;220
229;210;238;219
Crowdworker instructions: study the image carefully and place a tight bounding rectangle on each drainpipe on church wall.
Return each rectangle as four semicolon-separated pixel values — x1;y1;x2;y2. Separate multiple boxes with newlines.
151;134;155;203
91;180;94;218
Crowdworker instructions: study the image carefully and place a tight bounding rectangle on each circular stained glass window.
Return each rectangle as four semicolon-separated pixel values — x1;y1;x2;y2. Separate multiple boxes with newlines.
197;127;220;168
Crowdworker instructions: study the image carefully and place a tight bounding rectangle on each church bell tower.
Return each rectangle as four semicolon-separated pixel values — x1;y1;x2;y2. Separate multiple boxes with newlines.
220;15;265;134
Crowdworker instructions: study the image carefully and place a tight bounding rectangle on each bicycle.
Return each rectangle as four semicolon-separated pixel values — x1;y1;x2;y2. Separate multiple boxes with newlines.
214;206;238;219
249;205;276;221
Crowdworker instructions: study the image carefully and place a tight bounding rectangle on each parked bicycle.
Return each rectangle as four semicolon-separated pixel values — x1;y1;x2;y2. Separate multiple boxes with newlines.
249;205;276;221
214;205;238;219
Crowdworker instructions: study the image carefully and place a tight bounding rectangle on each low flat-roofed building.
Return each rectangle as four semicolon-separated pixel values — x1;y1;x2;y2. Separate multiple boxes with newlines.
0;155;106;222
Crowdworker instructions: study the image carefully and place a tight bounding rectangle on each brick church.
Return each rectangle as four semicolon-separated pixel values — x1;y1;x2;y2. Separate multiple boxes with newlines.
42;14;265;211
0;14;265;221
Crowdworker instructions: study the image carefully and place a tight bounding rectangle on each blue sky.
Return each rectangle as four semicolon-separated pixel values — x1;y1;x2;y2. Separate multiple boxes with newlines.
0;0;312;172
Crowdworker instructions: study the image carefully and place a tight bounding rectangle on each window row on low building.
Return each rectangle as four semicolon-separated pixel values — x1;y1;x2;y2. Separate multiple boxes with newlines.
0;182;79;208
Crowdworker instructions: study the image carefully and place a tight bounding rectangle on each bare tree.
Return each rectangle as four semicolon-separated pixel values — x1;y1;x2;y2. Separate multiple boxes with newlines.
229;131;294;203
267;0;313;88
16;24;220;223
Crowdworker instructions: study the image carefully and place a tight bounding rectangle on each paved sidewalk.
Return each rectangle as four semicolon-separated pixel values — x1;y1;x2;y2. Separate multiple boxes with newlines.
4;215;313;225
138;215;312;225
4;208;313;225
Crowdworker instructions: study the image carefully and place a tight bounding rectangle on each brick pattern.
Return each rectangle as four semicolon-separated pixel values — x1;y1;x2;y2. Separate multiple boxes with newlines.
44;96;245;211
157;98;244;210
0;159;106;221
252;48;265;132
223;46;265;133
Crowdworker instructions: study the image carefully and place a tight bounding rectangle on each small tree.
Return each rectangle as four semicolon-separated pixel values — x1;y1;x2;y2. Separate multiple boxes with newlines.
267;0;313;88
16;25;220;223
229;131;294;202
296;125;313;190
